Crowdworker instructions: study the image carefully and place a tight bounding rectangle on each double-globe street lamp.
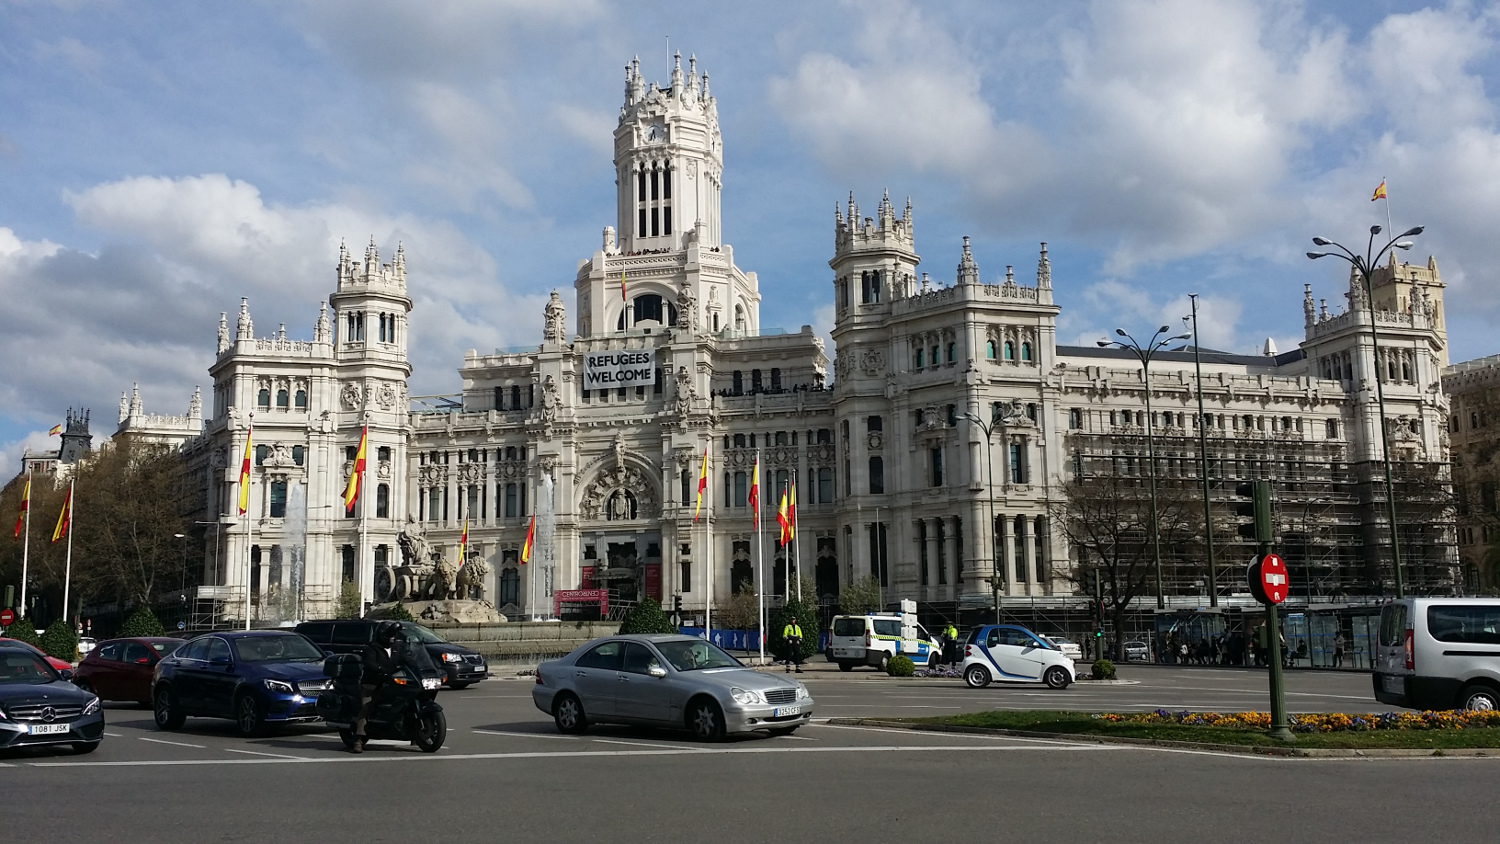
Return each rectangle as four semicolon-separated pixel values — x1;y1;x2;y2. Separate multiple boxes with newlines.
963;411;1002;623
1100;325;1192;609
1307;224;1423;598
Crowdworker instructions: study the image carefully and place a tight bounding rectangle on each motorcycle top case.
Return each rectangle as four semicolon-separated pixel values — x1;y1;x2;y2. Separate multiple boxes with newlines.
323;653;362;681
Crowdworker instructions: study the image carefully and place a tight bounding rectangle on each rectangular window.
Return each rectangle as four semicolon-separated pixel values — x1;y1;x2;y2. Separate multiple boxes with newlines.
504;483;518;518
428;487;441;522
1010;442;1026;484
734;472;748;508
935;520;946;584
869;456;885;495
377;483;390;519
867;415;883;432
817;467;834;504
931;448;944;487
918;521;929;586
269;481;287;518
663;206;672;236
651;207;660;237
341;546;356;583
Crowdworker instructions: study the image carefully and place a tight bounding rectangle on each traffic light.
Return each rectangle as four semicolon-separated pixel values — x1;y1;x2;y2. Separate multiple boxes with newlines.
1233;480;1273;544
1081;568;1099;594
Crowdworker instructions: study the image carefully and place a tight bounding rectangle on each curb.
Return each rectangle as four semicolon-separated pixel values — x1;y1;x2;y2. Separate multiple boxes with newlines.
825;718;1500;758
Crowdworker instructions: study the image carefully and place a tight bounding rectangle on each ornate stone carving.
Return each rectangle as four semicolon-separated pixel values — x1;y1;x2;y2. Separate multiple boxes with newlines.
264;443;297;468
538;455;559;478
867;432;883;450
544;289;566;342
676;281;697;331
376;382;398;410
860;347;886;376
457;461;486;484
418;464;447;487
673;366;696;415
340;383;362;411
538;374;559;430
579;463;658;521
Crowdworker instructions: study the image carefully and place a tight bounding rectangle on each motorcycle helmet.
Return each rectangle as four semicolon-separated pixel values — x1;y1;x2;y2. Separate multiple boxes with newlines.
375;620;402;645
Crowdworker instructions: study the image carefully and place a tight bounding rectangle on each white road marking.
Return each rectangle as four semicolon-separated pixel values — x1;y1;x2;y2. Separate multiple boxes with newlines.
471;729;579;741
818;704;963;709
20;743;1120;769
138;737;206;749
223;748;307;760
805;722;1084;745
778;735;818;741
591;738;695;750
103;732;123;737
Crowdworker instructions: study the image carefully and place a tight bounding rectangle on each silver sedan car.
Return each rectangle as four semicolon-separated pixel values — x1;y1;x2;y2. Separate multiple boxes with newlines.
532;634;815;740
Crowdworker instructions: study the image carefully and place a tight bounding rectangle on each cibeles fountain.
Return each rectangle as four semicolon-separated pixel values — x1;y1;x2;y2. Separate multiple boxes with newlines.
369;519;505;624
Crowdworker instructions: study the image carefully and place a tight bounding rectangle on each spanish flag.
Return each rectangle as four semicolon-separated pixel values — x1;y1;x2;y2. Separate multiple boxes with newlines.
236;427;253;516
787;481;797;542
13;473;30;539
520;514;535;565
48;425;62;436
1372;179;1387;201
51;484;71;543
693;446;708;523
621;269;628;304
459;517;469;565
776;486;792;546
748;457;760;527
343;426;368;514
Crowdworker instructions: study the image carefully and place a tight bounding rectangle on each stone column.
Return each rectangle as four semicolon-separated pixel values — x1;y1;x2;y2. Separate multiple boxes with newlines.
1000;512;1015;593
1021;514;1037;596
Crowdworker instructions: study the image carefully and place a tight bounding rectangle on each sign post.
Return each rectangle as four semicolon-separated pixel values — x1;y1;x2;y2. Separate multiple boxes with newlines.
1242;479;1293;742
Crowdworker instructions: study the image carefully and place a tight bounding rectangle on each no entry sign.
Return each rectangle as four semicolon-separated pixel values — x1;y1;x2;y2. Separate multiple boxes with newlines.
1247;553;1290;605
0;608;14;627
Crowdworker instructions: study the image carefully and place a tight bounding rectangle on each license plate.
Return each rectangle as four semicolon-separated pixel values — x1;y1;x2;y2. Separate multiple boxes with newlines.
772;706;800;718
28;723;70;735
1382;675;1404;694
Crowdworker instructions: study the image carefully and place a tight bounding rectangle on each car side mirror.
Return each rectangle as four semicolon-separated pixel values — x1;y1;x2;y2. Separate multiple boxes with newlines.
58;668;74;681
648;664;668;679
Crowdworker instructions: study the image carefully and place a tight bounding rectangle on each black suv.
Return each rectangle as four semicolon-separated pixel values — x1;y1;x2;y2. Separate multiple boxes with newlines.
295;620;488;689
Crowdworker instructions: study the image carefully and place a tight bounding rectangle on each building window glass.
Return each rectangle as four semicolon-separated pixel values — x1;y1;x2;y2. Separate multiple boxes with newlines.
276;389;289;409
930;448;944;487
947;343;956;363
377;483;390;519
869;456;885;495
733;472;748;508
816;467;834;504
292;445;304;465
986;340;996;360
269;481;287;518
1021;342;1032;361
257;388;271;409
1003;341;1014;361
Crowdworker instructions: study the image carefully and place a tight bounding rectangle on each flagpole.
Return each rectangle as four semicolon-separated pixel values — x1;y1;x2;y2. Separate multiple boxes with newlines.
1383;175;1394;237
244;416;254;631
793;469;803;603
62;477;74;632
20;470;31;618
360;420;370;616
702;442;712;642
755;450;765;665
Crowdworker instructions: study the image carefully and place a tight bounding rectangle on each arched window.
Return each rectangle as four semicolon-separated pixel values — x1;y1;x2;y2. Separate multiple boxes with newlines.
1020;342;1032;361
255;444;268;465
1003;341;1014;361
257;388;271;409
985;340;996;360
946;342;956;363
914;348;924;368
633;294;665;324
499;568;519;607
276;389;289;409
1402;357;1412;381
377;483;390;519
294;389;307;409
734;304;746;331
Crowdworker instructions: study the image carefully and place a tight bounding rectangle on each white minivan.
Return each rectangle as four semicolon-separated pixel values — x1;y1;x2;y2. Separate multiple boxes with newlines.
1373;597;1500;711
828;614;943;672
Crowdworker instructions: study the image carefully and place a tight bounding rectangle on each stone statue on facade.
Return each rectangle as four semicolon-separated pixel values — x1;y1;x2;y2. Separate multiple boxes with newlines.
676;280;697;330
539;375;560;429
543;290;566;342
673;366;695;415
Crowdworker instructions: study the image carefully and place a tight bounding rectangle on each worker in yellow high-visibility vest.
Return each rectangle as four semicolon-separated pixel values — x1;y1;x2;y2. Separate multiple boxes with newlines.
782;616;805;674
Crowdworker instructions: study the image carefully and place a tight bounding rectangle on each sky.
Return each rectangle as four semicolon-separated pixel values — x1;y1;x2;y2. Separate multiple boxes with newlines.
3;0;1499;470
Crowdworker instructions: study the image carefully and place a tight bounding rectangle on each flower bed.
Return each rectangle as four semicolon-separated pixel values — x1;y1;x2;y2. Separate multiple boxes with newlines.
1093;709;1500;733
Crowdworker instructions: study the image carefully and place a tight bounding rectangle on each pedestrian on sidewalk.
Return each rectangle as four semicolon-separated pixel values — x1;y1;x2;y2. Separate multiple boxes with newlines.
782;615;805;674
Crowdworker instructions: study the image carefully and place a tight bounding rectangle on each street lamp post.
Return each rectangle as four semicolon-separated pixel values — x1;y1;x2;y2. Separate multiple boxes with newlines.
1100;326;1192;609
173;533;188;593
1187;296;1217;607
964;411;1001;623
1307;224;1424;598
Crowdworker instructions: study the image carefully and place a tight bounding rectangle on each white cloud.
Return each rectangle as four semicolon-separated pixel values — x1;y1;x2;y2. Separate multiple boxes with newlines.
2;175;543;446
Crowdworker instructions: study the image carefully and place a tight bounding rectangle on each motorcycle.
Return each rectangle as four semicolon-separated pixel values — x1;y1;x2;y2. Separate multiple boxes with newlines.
316;637;448;753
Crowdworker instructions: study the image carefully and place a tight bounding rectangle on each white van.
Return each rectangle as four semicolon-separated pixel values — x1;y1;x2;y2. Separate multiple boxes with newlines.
828;614;943;672
1373;597;1500;711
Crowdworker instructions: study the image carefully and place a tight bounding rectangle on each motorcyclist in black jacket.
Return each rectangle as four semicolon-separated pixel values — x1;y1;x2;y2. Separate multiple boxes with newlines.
351;621;402;753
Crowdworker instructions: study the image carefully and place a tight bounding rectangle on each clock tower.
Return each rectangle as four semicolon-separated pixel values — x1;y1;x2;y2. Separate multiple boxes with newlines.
615;52;722;252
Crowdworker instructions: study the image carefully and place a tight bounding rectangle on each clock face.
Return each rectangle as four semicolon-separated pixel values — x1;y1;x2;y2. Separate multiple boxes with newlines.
645;123;667;143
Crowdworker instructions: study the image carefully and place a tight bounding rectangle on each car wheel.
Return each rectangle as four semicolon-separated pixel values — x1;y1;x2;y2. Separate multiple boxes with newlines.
964;665;992;689
1044;666;1071;690
339;728;358;749
154;686;185;730
1459;684;1499;711
448;682;471;691
234;693;267;738
414;709;447;753
74;680;94;694
553;693;588;734
927;654;942;670
768;726;799;737
71;741;100;755
687;697;726;742
877;653;890;672
838;662;854;673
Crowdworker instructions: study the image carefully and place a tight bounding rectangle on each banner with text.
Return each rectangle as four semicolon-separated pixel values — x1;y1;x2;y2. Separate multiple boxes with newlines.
582;349;656;390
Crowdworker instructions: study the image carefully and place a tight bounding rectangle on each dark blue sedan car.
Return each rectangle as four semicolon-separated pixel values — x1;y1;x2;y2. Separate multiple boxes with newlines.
152;631;331;737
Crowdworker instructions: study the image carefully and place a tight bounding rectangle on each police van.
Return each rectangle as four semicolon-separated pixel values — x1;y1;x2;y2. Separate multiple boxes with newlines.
828;601;944;672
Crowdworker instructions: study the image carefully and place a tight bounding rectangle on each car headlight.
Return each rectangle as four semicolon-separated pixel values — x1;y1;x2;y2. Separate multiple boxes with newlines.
795;683;811;701
730;687;763;706
263;679;295;694
441;653;463;663
83;696;101;716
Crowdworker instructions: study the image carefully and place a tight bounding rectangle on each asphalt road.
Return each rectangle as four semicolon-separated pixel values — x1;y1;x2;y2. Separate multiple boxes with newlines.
5;666;1493;844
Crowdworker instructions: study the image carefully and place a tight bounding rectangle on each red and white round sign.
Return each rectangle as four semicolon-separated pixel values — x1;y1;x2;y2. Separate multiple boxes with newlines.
0;608;14;627
1258;553;1289;604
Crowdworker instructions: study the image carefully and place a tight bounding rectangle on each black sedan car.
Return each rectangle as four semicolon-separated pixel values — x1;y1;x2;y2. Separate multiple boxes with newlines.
0;642;104;755
296;620;488;689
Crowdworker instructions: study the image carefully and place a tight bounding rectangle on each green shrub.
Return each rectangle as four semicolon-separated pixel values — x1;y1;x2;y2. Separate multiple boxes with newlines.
118;607;167;638
767;587;821;664
3;619;44;647
335;581;363;619
619;597;677;635
1091;658;1117;680
384;603;415;623
887;655;915;677
40;619;79;662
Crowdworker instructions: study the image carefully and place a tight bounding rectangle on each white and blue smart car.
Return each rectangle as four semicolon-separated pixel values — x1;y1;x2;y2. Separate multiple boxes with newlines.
961;624;1076;690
